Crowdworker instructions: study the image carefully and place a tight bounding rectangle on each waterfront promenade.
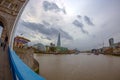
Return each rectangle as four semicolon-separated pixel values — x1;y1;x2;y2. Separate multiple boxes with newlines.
0;46;12;80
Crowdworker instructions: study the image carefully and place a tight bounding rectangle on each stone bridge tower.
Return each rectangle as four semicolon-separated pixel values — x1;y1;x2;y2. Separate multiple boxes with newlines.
0;0;29;45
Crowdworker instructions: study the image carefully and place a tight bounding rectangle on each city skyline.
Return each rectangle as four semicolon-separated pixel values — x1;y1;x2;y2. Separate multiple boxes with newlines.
14;0;120;50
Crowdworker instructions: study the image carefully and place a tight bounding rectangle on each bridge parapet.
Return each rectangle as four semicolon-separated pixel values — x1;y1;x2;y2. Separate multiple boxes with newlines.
8;47;45;80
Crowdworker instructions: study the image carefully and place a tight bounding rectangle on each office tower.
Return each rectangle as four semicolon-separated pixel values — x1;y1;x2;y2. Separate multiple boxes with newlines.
109;38;114;47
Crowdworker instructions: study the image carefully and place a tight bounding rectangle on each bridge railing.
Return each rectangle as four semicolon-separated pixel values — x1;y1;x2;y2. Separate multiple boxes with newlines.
8;47;45;80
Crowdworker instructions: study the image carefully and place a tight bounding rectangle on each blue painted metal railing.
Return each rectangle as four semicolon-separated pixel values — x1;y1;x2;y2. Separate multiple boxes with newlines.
8;47;45;80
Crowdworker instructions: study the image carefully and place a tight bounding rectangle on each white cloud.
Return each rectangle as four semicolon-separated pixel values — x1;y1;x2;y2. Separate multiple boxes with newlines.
16;0;120;50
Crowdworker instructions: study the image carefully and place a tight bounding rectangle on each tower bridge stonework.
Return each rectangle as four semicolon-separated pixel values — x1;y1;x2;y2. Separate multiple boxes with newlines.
0;0;29;79
0;0;28;45
0;1;45;80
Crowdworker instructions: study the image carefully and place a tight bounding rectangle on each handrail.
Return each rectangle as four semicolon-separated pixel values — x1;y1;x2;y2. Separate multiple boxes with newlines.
8;47;45;80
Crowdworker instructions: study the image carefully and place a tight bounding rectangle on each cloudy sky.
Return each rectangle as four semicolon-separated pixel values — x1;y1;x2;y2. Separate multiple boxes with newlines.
15;0;120;50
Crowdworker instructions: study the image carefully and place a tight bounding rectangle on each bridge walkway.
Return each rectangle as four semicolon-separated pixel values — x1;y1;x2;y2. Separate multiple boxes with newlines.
0;46;12;80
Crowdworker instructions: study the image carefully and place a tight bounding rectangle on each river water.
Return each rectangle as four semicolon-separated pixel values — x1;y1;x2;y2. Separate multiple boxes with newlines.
34;53;120;80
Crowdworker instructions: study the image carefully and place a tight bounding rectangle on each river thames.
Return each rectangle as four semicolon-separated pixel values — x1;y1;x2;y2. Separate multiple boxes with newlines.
34;53;120;80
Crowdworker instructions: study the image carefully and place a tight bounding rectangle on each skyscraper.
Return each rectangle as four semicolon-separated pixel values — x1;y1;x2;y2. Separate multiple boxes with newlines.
109;38;114;47
57;33;61;47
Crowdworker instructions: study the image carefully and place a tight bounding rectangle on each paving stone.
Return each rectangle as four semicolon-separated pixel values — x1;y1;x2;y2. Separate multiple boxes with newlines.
0;46;12;80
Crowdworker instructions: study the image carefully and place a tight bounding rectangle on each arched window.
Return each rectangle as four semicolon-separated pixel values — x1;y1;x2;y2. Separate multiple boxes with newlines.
9;3;14;10
14;4;18;11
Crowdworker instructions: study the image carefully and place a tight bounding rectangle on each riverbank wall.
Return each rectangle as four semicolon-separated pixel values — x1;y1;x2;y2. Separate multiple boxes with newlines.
13;47;39;74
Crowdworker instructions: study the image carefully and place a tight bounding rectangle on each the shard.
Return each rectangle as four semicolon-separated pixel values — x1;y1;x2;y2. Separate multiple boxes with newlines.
57;33;61;47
